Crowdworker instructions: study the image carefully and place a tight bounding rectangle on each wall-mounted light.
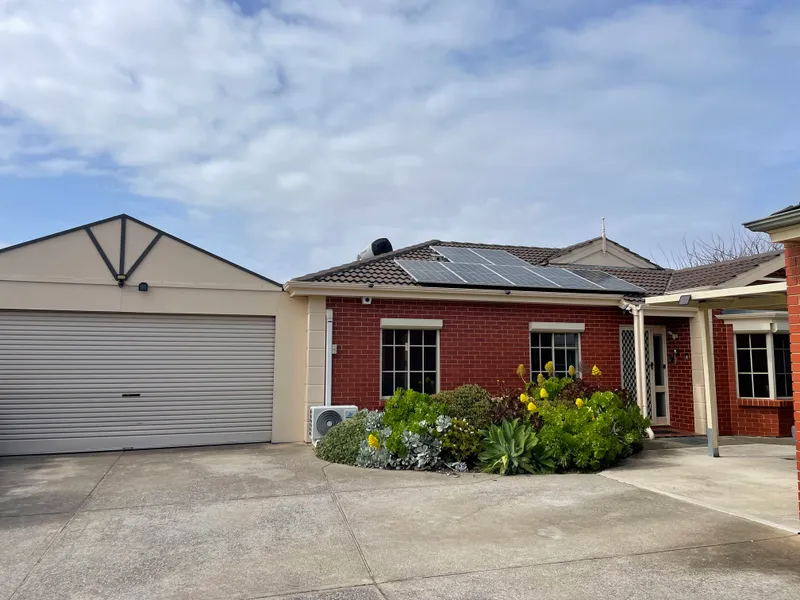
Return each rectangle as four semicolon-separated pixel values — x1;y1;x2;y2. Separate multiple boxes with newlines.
138;282;149;292
678;294;691;306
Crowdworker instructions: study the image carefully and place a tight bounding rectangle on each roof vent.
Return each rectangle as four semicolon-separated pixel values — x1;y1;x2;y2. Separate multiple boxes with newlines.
357;238;393;261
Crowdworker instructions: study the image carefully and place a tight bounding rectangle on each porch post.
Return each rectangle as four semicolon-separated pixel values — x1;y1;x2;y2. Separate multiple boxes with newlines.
632;306;645;415
698;307;720;457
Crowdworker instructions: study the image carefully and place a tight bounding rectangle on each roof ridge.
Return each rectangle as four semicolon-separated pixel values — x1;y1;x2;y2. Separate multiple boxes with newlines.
437;240;561;251
290;239;441;282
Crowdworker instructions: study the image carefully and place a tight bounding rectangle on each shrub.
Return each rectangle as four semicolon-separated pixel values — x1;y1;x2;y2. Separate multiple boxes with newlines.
433;384;492;429
537;391;649;472
478;419;555;475
314;411;367;465
383;389;448;457
440;418;482;463
488;391;540;428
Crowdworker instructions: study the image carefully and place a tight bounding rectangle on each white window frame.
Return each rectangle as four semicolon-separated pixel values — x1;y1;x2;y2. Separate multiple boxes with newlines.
733;332;791;400
380;325;441;399
529;330;582;378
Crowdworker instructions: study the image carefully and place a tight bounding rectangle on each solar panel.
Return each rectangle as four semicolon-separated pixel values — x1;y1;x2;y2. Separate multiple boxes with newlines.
395;260;465;284
526;267;604;291
442;263;514;286
484;265;556;287
567;269;645;293
469;248;531;266
431;246;493;264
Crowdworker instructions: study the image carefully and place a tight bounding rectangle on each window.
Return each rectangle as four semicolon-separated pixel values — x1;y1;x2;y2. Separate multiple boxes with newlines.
381;329;438;397
530;332;580;378
735;333;791;399
773;334;791;398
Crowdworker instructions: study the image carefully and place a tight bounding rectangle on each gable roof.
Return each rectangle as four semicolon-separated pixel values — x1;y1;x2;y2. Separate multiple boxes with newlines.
291;240;784;297
0;214;281;287
548;237;661;268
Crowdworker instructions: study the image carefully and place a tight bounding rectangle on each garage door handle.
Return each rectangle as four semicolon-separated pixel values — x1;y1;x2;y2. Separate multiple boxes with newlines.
121;393;141;397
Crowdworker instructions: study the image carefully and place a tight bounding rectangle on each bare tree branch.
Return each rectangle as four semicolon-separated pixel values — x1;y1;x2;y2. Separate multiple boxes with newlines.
653;226;782;269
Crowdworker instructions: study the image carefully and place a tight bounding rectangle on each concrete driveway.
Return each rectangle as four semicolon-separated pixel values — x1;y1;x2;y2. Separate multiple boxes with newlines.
1;444;798;600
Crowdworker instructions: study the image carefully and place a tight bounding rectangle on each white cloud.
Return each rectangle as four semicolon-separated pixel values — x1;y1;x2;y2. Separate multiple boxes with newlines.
1;0;799;279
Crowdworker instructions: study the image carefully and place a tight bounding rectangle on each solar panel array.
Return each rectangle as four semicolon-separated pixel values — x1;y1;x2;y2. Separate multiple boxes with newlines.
395;247;644;294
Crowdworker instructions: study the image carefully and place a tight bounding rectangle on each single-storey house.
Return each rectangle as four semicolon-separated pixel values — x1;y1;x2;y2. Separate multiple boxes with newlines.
0;214;792;455
286;236;791;440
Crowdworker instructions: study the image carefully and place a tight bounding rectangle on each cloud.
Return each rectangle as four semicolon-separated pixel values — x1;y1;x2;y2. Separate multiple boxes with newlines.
1;0;799;279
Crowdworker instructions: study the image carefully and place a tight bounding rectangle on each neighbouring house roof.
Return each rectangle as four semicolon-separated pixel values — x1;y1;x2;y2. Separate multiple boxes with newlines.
291;239;785;297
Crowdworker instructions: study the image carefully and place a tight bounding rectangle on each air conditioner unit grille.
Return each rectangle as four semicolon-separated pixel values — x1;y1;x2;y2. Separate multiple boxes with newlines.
316;410;343;435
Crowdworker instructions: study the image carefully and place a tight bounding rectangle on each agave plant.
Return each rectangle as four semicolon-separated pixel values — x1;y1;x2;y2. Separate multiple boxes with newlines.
478;419;555;475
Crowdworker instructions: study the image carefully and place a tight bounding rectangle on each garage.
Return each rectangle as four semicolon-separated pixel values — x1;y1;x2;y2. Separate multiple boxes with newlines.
0;214;308;454
0;312;276;454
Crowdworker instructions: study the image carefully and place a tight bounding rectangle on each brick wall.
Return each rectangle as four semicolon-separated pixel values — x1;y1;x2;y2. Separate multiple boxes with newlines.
327;297;693;427
783;242;800;516
713;314;794;437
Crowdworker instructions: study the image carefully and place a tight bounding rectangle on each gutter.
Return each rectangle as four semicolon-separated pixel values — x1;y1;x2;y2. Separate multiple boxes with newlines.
744;208;800;233
284;281;628;306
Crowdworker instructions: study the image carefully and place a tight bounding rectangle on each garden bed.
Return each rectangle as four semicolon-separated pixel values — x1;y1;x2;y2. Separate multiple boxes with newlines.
315;363;650;475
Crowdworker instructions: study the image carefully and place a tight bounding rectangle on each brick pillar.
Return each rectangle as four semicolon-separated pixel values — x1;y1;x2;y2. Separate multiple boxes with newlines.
784;242;800;517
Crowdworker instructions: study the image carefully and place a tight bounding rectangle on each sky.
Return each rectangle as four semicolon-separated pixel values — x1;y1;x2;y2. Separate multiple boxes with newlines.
1;0;799;281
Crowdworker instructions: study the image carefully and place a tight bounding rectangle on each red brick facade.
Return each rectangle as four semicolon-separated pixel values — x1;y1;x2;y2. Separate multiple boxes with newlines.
714;316;795;437
327;297;694;431
783;242;800;515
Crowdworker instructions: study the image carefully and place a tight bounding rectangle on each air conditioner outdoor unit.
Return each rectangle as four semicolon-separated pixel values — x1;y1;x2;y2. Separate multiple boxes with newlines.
309;405;359;442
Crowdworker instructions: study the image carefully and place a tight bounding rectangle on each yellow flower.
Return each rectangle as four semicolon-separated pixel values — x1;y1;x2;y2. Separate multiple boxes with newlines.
516;364;526;378
544;361;555;376
568;365;576;377
520;393;529;404
537;373;545;385
368;434;380;450
591;365;602;377
527;402;537;412
539;387;549;399
575;398;585;408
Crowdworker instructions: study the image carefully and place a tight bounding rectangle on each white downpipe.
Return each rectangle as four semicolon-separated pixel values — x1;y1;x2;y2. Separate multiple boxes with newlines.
325;308;333;407
631;304;655;440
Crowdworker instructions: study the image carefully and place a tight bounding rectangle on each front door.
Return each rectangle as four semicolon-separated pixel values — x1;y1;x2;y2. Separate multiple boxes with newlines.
649;328;670;426
620;326;670;425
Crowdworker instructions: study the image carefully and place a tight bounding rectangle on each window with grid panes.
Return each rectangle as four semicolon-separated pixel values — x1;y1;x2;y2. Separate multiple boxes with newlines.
735;333;791;399
381;329;438;397
530;332;580;378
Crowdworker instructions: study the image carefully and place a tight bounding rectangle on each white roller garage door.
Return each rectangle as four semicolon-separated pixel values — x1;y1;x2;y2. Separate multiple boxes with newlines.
0;312;275;455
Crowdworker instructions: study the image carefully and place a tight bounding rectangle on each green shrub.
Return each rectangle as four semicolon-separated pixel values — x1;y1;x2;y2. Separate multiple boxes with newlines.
441;418;482;463
383;389;448;457
314;412;367;465
537;391;649;472
433;384;491;429
487;392;540;427
478;418;555;475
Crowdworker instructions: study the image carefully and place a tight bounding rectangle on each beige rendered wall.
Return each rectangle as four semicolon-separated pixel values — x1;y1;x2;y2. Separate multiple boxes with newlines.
0;223;308;443
305;297;328;441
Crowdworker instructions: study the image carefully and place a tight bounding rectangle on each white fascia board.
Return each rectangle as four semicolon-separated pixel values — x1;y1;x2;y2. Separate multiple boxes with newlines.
645;282;787;306
381;318;443;330
284;282;626;306
529;322;585;333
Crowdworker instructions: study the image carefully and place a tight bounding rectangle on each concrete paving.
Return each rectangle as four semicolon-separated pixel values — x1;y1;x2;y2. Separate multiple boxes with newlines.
1;443;798;600
602;437;800;533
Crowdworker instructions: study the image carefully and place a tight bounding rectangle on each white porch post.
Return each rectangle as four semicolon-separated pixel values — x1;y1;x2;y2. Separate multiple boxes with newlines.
698;307;720;457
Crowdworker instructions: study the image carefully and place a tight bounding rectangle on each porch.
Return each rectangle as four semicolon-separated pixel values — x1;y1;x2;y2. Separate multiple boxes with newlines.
603;436;799;533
